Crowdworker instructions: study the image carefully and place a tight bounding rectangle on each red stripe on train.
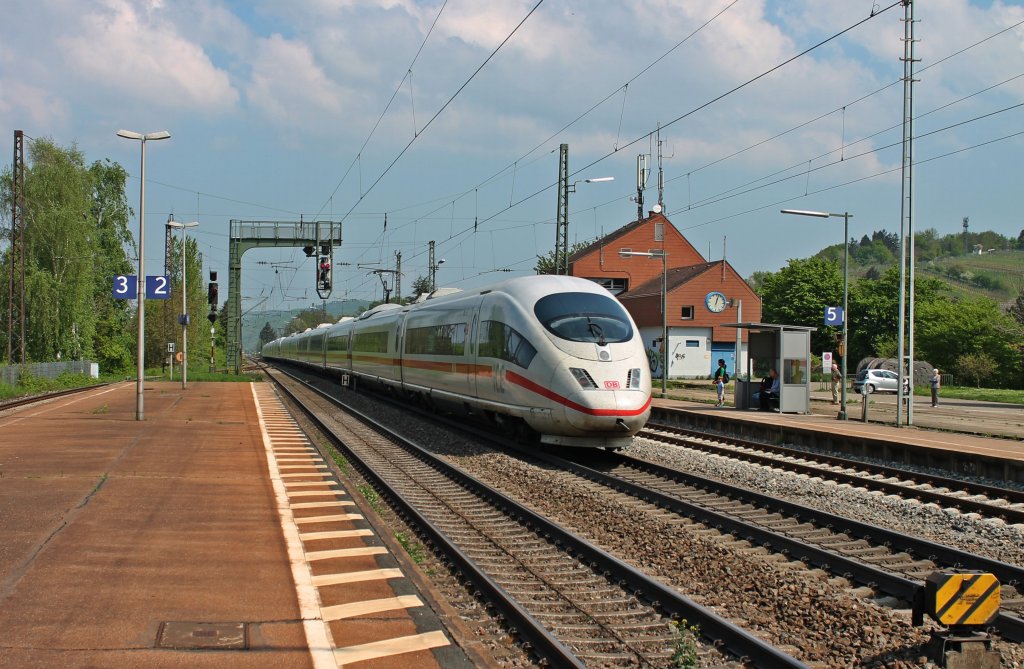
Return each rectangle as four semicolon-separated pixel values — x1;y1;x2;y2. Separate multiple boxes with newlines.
506;371;651;417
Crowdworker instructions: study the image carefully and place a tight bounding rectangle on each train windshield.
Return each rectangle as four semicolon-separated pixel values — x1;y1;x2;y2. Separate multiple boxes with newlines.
534;292;633;344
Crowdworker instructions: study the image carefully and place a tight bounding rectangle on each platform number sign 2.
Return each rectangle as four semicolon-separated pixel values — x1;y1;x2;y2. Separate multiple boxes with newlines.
146;275;171;300
112;275;138;300
824;306;844;326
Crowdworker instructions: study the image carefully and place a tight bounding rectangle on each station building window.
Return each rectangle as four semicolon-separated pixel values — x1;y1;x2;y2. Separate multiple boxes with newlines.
680;305;694;320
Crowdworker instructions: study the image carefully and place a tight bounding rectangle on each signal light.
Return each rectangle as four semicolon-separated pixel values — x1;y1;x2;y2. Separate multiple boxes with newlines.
209;270;217;282
320;243;331;256
303;245;315;257
208;311;217;324
208;281;219;306
317;256;332;291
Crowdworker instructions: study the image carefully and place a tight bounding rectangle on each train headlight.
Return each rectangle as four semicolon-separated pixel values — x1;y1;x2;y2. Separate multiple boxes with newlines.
628;368;641;389
569;367;598;389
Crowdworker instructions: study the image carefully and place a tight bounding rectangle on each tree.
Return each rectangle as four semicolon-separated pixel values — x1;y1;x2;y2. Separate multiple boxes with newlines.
954;352;997;388
408;275;432;299
759;257;843;354
283;308;330;336
258;322;278;347
1;138;134;371
1009;290;1024;327
534;240;593;274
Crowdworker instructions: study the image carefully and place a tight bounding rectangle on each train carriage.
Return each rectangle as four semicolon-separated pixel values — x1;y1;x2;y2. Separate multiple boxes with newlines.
263;275;652;448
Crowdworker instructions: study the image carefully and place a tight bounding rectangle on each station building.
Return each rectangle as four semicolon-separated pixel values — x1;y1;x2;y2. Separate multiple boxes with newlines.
569;211;761;378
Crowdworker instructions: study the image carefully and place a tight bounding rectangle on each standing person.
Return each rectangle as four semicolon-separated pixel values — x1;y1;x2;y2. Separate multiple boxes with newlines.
713;359;729;407
830;363;840;405
930;368;941;407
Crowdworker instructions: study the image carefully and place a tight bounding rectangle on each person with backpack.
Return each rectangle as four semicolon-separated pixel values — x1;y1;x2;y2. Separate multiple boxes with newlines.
713;359;729;407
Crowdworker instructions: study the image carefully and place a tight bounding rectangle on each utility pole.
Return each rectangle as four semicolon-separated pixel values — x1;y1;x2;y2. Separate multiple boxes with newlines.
394;251;402;303
7;130;26;364
635;153;647;223
896;0;919;427
554;144;569;275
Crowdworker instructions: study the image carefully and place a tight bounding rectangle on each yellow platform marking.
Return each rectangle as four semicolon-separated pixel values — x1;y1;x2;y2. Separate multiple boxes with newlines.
334;631;449;665
295;513;364;525
321;595;422;622
313;568;404;587
301;529;373;541
306;546;386;562
293;501;356;510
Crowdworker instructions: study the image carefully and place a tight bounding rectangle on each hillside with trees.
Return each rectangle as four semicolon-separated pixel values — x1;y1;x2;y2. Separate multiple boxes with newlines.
754;227;1024;389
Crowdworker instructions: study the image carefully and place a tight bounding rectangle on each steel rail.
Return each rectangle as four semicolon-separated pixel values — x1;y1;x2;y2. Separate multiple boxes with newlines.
555;449;1024;643
263;366;586;669
0;382;111;413
642;424;1024;523
265;363;810;669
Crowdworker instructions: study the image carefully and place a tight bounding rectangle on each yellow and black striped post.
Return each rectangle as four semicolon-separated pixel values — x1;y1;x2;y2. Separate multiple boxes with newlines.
923;571;1000;628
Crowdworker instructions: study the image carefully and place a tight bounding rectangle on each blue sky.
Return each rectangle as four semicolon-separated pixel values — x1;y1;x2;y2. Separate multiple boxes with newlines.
2;0;1022;315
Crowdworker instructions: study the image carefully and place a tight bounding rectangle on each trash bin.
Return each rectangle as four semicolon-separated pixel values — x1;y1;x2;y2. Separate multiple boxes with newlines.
735;379;750;410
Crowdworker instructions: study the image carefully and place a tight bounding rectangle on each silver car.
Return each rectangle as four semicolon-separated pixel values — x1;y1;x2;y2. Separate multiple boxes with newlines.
852;369;899;394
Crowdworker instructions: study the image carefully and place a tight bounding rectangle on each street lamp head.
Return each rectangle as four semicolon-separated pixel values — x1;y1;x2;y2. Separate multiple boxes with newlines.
167;221;199;229
584;177;614;183
781;208;830;218
116;129;170;141
437;258;446;265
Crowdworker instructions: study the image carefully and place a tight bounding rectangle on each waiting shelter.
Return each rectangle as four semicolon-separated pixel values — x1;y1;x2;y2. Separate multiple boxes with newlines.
723;323;815;414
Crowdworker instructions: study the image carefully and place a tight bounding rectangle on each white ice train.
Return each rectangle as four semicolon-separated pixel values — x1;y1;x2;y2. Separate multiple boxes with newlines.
262;275;652;448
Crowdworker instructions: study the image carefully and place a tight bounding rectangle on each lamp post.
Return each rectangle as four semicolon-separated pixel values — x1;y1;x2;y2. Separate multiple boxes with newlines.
620;249;668;399
117;129;170;421
168;220;198;389
781;208;851;420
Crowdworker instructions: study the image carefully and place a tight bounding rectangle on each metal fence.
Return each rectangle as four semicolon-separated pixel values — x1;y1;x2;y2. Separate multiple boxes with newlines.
0;361;100;386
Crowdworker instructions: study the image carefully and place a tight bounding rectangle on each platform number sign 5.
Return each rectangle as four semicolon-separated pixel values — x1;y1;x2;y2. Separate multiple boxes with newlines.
146;275;171;300
112;275;138;300
824;306;844;326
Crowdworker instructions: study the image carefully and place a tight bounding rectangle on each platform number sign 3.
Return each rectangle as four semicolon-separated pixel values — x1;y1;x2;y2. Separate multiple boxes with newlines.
112;275;138;300
146;275;171;300
824;306;844;326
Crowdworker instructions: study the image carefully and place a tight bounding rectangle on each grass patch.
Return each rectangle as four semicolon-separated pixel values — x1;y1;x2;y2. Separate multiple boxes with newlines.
670;619;701;669
924;386;1024;404
394;531;427;564
358;484;383;513
91;404;109;414
0;370;104;399
328;449;350;476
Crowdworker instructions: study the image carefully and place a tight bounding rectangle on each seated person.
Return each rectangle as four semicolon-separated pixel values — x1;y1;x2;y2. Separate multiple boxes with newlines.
753;368;780;411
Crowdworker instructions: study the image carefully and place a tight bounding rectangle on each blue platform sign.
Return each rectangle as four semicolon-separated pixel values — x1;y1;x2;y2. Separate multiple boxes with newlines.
146;275;171;300
112;275;137;300
824;306;844;326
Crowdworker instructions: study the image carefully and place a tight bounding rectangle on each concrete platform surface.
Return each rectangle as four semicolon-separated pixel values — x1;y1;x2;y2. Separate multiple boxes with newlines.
0;381;466;668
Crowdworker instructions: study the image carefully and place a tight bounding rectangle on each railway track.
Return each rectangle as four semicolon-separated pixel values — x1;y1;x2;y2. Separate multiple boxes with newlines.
0;383;110;413
642;422;1024;524
264;365;805;669
545;448;1024;643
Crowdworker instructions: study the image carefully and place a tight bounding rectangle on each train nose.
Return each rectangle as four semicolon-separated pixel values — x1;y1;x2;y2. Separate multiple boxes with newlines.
563;389;651;434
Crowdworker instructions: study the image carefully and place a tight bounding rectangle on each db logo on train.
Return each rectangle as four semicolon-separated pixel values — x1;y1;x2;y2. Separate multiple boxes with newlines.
604;380;620;389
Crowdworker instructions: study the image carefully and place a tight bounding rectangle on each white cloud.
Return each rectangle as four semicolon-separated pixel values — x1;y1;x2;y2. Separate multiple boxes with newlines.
56;0;238;112
244;34;354;127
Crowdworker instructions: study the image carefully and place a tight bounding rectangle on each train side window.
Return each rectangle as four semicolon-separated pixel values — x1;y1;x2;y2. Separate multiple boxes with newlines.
480;320;536;369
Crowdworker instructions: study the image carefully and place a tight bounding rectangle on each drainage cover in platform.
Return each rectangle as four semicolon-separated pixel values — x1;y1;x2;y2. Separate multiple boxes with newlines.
157;622;247;650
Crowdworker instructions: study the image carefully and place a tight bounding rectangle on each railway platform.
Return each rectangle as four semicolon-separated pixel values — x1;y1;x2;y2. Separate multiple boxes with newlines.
0;381;473;669
651;397;1024;482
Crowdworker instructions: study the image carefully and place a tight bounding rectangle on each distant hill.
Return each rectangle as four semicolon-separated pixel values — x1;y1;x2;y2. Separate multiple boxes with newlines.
242;298;369;352
810;228;1023;309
